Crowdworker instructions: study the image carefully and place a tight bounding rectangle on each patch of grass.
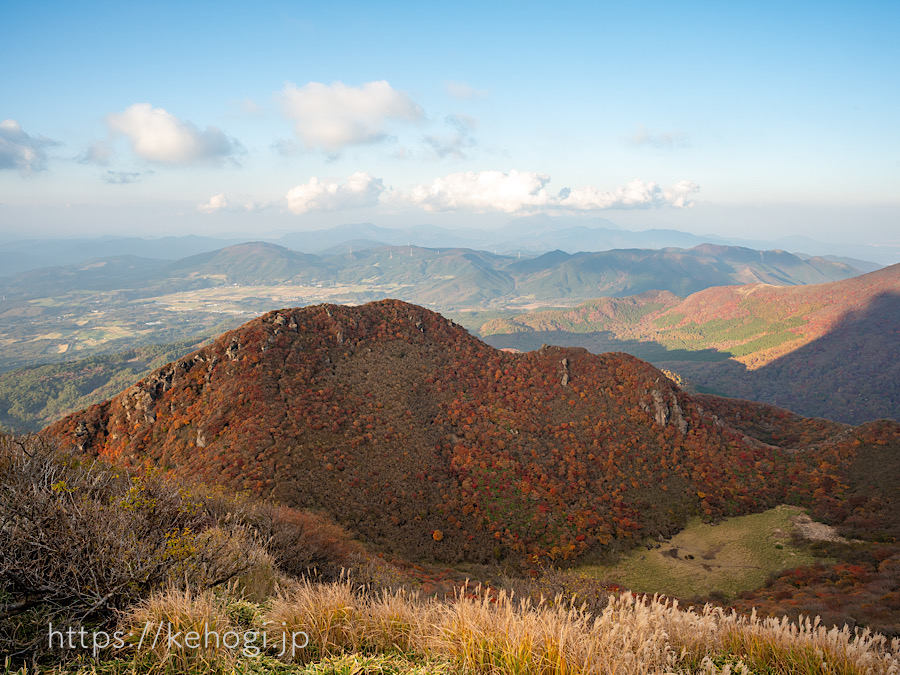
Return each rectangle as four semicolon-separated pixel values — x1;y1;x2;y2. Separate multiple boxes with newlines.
8;576;899;674
578;505;823;600
294;653;458;674
1;653;457;674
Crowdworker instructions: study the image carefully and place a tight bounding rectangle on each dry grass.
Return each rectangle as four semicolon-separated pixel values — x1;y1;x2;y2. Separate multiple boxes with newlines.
113;579;900;674
0;433;360;661
117;587;238;671
0;435;273;661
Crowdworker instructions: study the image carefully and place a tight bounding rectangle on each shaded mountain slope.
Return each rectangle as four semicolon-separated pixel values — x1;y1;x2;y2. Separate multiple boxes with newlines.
45;300;899;565
482;264;900;423
668;290;900;423
0;255;169;296
508;245;863;300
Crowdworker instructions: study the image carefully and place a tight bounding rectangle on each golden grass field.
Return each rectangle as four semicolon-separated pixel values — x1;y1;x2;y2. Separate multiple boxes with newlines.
11;577;898;675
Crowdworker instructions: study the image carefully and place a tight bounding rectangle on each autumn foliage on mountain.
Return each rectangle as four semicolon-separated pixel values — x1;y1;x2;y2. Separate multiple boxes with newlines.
481;263;900;424
45;300;900;565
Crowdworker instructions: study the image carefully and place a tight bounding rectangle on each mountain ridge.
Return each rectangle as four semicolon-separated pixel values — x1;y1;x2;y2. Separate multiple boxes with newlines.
44;300;900;565
3;220;894;278
1;241;867;307
481;263;900;423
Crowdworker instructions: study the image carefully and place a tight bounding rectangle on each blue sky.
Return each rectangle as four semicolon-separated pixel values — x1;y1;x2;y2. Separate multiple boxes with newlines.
1;0;898;244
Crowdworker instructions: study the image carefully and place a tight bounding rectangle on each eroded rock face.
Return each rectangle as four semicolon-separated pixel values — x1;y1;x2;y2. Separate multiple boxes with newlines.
643;386;688;434
110;353;213;433
669;393;688;434
226;338;240;361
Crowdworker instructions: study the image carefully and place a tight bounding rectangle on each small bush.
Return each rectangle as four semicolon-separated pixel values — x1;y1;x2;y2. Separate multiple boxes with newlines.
0;434;268;662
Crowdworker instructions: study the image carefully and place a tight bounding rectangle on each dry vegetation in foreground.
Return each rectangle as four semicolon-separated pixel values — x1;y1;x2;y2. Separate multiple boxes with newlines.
3;433;900;674
6;579;900;675
0;433;357;660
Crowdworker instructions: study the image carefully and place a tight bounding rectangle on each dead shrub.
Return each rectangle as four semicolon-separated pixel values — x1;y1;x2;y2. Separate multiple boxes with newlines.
0;433;264;662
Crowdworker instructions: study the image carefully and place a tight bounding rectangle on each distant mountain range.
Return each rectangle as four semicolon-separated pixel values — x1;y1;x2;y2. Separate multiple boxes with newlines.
481;263;900;424
44;300;900;564
0;241;869;308
1;217;894;277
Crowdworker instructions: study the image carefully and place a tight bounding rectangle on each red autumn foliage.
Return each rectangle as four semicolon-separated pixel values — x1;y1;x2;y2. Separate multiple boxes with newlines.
44;300;900;565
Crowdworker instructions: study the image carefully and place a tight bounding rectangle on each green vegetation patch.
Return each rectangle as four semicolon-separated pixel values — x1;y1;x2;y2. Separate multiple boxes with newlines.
578;505;822;600
725;331;801;358
0;340;202;431
653;312;686;328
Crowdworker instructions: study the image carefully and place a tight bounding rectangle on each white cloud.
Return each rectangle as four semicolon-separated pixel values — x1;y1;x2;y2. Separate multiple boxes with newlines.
0;119;58;172
198;193;231;213
279;80;423;153
661;180;700;208
198;193;272;214
285;172;385;215
406;171;699;212
77;141;114;166
407;170;552;212
106;103;242;165
423;114;477;159
277;170;697;216
628;124;687;148
444;81;489;100
559;178;699;210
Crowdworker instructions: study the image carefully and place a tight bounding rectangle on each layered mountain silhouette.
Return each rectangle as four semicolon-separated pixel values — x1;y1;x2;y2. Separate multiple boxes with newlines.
482;264;900;424
45;300;900;564
0;242;867;307
2;220;895;276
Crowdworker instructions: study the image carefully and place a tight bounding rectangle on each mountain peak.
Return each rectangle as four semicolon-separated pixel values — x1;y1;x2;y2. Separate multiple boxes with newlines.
44;300;896;565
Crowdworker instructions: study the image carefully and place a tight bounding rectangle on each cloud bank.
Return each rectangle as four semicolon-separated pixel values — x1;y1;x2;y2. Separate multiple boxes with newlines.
197;194;270;213
407;170;551;212
285;172;385;214
282;170;698;215
106;104;242;165
0;119;58;172
559;178;699;210
280;80;423;153
406;171;699;212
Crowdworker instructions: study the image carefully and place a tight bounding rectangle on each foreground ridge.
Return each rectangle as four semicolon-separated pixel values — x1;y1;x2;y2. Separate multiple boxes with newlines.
45;299;900;565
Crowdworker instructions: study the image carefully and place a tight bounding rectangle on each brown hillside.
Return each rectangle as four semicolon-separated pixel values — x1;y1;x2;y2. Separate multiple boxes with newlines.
45;300;900;564
482;263;900;423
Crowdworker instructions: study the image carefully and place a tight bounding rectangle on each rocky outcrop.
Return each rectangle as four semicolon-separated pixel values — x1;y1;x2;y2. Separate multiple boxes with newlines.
643;385;688;434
